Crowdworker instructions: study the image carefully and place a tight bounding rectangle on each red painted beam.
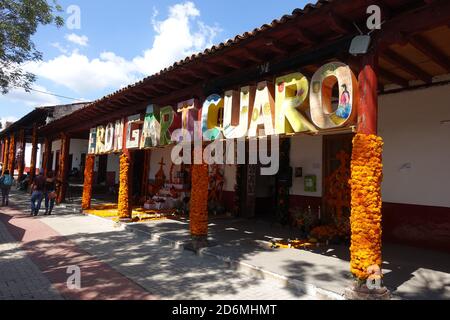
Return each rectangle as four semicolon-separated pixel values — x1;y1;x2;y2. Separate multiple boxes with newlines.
357;53;378;135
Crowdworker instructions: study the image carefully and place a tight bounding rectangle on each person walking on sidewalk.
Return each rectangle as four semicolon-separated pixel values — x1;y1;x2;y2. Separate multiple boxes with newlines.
30;169;46;216
44;172;57;215
0;170;14;206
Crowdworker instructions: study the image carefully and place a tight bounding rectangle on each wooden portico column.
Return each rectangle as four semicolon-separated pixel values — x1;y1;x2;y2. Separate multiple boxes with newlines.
81;154;95;210
42;137;52;177
17;129;26;181
346;51;389;299
29;125;38;182
56;133;70;204
2;137;9;174
8;133;16;176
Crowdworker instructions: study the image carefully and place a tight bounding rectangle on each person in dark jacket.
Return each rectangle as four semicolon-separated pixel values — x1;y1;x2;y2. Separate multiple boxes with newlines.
44;171;57;215
0;170;14;206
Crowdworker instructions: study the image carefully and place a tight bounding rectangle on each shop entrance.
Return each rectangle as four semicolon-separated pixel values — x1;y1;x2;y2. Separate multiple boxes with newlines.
97;154;108;185
132;149;145;204
322;133;353;223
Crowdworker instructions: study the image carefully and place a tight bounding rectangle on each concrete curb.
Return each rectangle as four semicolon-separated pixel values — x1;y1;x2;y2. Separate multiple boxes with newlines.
106;218;346;300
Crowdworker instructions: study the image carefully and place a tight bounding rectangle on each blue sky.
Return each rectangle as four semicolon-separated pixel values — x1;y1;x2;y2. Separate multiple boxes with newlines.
0;0;309;123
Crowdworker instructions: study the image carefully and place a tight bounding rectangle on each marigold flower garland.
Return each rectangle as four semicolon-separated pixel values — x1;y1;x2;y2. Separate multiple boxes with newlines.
81;155;95;210
118;153;131;219
189;163;209;237
349;133;383;280
8;134;15;174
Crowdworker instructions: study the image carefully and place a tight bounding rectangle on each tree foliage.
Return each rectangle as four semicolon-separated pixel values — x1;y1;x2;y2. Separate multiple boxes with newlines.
0;0;63;94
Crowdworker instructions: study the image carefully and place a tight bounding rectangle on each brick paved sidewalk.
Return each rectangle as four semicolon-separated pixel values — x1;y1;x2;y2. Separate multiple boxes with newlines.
0;220;62;300
1;190;314;300
0;206;156;300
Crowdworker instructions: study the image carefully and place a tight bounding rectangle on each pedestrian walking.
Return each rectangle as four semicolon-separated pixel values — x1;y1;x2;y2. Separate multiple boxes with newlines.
0;170;14;206
30;169;46;216
44;172;57;215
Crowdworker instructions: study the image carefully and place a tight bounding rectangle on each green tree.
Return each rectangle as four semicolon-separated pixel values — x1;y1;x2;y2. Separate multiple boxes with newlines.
0;0;64;94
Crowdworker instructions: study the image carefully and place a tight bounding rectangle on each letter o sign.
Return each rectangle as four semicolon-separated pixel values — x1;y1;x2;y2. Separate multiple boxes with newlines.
310;62;358;129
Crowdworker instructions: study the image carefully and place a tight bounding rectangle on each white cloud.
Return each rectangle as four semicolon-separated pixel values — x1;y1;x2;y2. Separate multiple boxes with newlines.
65;33;89;46
5;84;61;107
26;51;138;94
133;1;221;75
22;1;220;95
51;42;69;54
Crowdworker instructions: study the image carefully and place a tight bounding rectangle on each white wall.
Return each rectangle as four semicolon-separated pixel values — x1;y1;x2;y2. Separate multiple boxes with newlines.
69;139;88;170
50;139;88;171
24;143;42;169
379;84;450;208
289;135;323;197
223;165;236;192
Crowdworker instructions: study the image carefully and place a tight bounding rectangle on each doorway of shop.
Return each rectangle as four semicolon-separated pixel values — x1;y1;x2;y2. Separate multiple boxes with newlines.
322;133;354;224
97;154;108;185
132;149;145;204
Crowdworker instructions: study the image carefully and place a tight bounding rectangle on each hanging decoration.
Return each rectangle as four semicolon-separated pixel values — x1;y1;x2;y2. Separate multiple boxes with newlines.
81;155;95;210
349;133;383;280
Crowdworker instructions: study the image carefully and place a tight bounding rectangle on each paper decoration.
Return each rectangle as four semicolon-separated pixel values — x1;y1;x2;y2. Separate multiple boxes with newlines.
248;81;275;137
113;119;124;152
140;105;161;148
223;86;254;139
310;62;358;129
275;73;317;134
88;128;97;154
201;94;224;141
126;114;141;149
177;98;200;142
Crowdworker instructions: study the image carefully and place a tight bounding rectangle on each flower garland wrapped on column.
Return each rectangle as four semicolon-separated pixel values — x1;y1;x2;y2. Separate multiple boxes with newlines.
349;134;383;280
2;137;9;174
189;147;209;249
8;134;15;175
118;152;132;219
17;129;26;181
81;155;95;210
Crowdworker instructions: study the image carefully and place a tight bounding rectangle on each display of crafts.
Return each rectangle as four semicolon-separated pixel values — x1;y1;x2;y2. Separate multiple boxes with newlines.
84;203;177;222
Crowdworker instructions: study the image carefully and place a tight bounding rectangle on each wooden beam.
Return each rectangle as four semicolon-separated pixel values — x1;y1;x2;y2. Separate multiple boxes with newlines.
203;63;227;76
325;11;351;34
221;56;243;69
291;28;316;45
264;38;289;55
240;48;264;63
382;48;432;83
409;34;450;72
378;68;409;87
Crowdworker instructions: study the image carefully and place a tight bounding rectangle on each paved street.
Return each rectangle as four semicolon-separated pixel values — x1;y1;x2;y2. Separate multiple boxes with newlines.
0;190;313;300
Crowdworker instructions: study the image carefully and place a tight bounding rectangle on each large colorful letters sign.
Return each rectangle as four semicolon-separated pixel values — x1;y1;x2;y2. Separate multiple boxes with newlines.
178;98;200;142
201;94;224;141
275;73;317;134
140;105;161;148
310;62;357;129
223;86;253;139
88;61;359;155
248;81;275;137
126;114;141;149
